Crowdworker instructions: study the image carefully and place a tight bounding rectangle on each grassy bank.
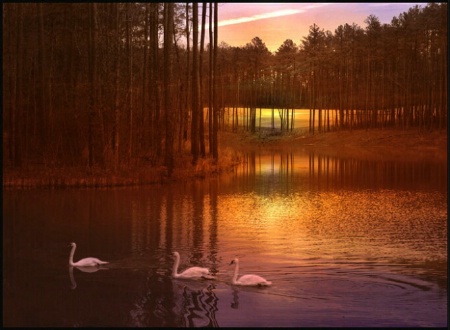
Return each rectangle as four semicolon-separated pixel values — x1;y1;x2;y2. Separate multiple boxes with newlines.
221;127;448;162
3;148;240;189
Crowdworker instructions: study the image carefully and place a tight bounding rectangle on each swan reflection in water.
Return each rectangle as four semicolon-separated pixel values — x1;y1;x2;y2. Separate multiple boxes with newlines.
231;287;239;309
68;265;108;289
171;279;219;327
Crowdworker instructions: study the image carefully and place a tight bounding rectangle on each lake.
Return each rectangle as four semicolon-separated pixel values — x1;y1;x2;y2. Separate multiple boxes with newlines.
3;148;447;327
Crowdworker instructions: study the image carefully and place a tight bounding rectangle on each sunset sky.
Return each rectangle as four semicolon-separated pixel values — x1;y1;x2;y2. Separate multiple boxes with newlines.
215;3;423;53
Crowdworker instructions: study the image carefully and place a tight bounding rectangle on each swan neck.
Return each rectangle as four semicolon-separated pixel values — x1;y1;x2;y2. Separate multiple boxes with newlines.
69;245;76;266
172;254;180;277
232;260;239;284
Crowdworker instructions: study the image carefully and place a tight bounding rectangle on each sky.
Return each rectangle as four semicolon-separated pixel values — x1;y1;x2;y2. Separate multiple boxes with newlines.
215;3;424;53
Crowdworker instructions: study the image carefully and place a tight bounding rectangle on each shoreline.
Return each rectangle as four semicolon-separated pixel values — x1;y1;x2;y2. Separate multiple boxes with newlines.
3;127;447;188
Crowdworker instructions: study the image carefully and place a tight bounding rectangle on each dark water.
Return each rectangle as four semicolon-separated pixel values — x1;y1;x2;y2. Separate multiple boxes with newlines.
3;150;447;327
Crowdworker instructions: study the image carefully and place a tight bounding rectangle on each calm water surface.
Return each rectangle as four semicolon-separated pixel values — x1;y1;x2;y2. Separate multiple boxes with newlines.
3;149;447;327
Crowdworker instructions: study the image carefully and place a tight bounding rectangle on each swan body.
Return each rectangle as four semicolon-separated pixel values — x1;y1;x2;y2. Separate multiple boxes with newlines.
230;258;272;286
68;242;109;267
172;251;215;279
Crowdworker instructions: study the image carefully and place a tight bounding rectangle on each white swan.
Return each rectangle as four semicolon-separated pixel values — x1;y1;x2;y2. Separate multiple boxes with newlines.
68;242;109;267
171;251;215;279
229;258;272;286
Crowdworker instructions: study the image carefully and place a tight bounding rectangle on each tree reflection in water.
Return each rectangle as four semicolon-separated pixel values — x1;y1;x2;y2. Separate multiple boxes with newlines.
235;150;446;192
231;287;239;309
172;280;219;327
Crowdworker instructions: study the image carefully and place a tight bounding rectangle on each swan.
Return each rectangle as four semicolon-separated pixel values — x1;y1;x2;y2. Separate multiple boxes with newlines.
68;242;109;267
229;258;272;286
171;251;215;279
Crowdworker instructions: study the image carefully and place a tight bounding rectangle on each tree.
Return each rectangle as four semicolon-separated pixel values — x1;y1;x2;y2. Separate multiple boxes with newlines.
13;4;24;167
112;3;120;171
88;3;98;167
275;39;298;131
164;3;175;175
149;3;161;158
199;2;207;156
301;24;326;133
191;2;199;163
212;2;219;160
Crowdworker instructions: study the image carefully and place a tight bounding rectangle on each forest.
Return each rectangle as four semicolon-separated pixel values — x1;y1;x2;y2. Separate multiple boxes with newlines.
2;3;447;177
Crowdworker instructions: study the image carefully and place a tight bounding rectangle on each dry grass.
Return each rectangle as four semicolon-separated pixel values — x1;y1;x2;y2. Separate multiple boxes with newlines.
220;127;448;162
3;142;241;188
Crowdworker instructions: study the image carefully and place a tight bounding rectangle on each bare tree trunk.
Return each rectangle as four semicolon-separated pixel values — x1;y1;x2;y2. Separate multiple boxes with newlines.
88;3;98;168
4;4;15;165
113;3;120;171
126;4;133;162
199;2;207;157
37;3;47;159
141;3;149;153
185;2;191;145
13;4;24;167
164;3;175;176
212;2;218;160
149;3;161;158
191;2;199;163
208;3;213;152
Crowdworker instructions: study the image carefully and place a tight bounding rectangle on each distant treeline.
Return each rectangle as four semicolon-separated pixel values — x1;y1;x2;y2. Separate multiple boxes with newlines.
3;3;447;172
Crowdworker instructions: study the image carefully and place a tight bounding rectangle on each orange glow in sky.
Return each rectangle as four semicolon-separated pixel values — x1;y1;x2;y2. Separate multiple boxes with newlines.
216;3;424;53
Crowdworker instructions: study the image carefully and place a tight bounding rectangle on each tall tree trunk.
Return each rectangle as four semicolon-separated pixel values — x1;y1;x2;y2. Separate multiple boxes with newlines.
150;3;161;158
113;3;120;171
199;2;207;156
191;2;199;163
4;4;14;165
13;4;24;167
126;4;133;161
185;2;191;145
141;3;149;153
208;3;213;152
37;3;47;160
164;3;175;176
88;3;98;168
212;2;218;159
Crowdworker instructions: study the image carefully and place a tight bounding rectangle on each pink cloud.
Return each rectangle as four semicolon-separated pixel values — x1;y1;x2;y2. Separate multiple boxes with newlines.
217;3;423;53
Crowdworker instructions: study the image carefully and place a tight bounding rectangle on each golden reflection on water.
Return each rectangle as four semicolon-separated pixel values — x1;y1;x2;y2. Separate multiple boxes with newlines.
121;149;447;272
209;150;446;266
215;189;447;263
